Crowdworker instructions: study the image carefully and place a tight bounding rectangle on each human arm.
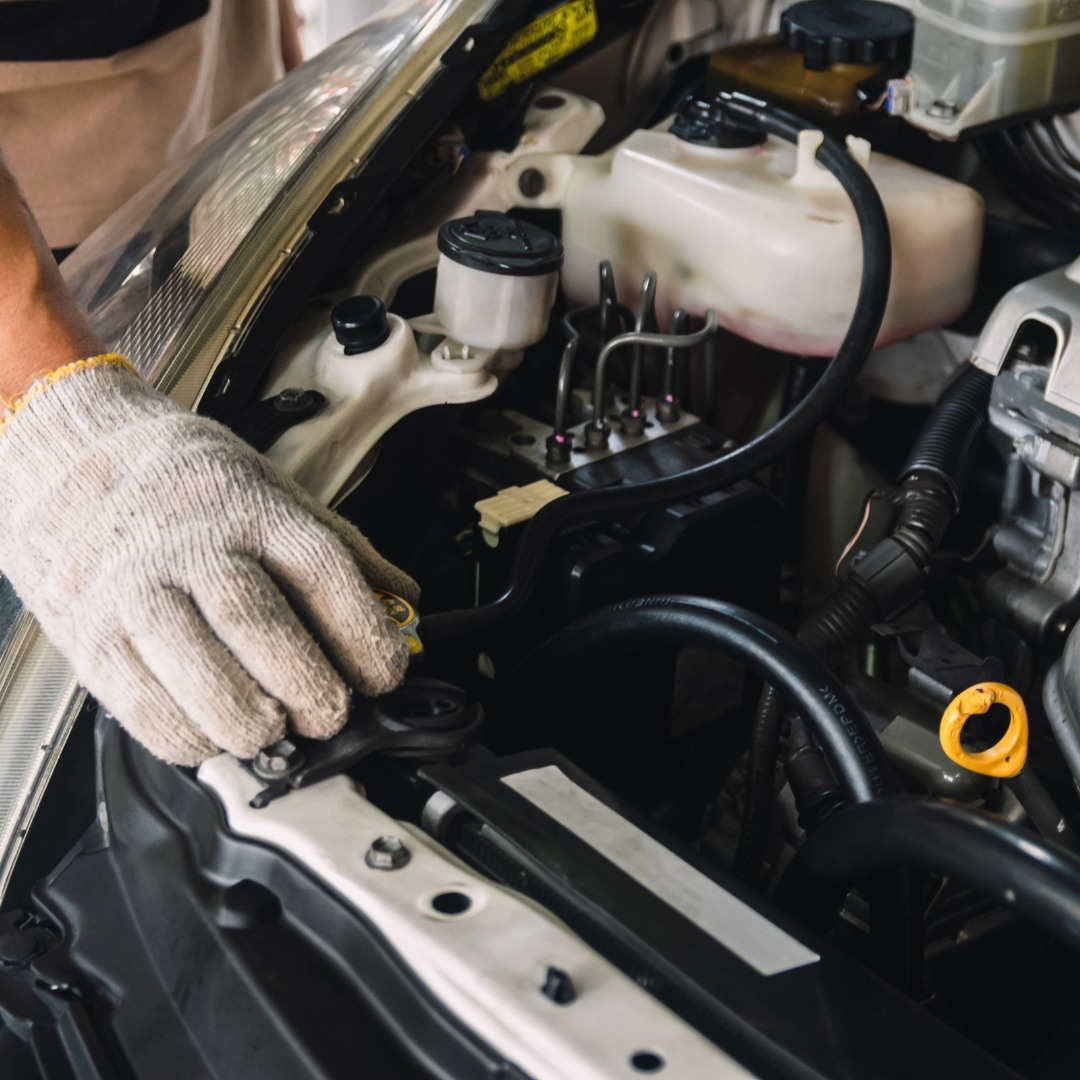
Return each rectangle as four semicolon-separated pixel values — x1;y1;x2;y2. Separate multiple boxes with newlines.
0;156;416;765
0;158;102;402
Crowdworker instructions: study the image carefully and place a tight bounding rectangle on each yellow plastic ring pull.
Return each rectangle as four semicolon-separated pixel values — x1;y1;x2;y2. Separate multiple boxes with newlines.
939;682;1028;778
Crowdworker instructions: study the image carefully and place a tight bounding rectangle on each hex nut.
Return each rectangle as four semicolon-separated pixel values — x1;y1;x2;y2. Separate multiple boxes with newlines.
620;408;646;437
545;433;573;465
927;99;959;119
365;835;411;870
253;738;304;778
273;388;314;414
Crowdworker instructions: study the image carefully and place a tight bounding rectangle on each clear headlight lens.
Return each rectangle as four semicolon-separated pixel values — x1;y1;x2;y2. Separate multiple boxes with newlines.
0;0;502;901
63;0;477;403
0;612;83;897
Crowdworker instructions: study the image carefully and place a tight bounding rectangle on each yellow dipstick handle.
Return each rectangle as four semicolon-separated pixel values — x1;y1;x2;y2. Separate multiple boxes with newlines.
939;682;1028;778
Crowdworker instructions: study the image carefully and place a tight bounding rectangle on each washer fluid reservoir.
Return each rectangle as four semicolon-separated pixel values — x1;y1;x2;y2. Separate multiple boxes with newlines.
556;116;983;355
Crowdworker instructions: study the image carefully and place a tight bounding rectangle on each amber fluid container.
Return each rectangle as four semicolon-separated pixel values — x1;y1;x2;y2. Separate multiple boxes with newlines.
707;0;914;118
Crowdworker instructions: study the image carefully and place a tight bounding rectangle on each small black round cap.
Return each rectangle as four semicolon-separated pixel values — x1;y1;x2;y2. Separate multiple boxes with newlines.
438;211;563;277
331;295;390;354
780;0;914;71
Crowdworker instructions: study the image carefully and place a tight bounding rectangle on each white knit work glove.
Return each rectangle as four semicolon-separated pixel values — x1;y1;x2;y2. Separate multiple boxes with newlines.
0;355;418;766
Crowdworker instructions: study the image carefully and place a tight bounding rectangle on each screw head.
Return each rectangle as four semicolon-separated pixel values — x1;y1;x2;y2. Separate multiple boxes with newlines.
253;738;304;778
542;965;577;1004
927;99;959;119
365;835;411;870
273;387;314;414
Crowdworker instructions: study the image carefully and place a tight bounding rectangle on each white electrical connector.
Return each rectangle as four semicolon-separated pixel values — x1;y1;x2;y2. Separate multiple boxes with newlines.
884;76;916;117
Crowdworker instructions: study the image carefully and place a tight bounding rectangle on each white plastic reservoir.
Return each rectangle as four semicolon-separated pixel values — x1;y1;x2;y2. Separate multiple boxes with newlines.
556;126;984;356
905;0;1080;138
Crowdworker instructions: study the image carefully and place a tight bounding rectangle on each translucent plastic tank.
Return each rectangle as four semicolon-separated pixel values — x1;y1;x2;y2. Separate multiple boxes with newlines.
708;38;890;117
556;125;984;356
904;0;1080;137
706;0;915;118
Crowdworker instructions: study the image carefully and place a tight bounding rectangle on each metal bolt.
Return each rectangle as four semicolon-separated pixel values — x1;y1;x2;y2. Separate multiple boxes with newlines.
620;408;646;437
365;835;411;870
926;99;960;119
542;966;577;1004
252;738;304;779
518;168;546;198
545;432;573;465
273;387;314;415
584;421;609;450
656;395;680;424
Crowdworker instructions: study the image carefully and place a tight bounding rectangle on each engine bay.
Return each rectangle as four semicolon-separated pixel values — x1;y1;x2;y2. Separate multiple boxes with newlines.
9;0;1080;1075
223;34;1080;1071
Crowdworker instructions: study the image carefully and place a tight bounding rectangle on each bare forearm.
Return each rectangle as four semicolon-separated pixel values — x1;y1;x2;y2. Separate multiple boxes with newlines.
0;159;102;403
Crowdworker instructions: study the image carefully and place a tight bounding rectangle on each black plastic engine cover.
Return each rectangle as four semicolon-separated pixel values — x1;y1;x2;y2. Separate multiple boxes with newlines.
0;717;523;1080
421;750;1023;1080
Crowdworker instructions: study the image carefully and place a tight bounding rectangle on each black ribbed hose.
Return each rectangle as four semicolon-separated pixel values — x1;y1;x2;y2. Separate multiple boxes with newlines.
773;796;1080;954
734;364;995;884
508;595;897;803
899;362;995;506
422;97;892;656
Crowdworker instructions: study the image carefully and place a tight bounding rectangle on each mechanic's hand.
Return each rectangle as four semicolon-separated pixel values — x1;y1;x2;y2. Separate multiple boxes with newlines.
0;358;418;765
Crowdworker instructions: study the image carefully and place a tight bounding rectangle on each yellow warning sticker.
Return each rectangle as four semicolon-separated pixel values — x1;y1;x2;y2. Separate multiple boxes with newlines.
477;0;599;102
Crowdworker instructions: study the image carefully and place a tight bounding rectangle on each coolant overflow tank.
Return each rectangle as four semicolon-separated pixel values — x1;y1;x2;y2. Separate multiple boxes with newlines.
558;121;983;356
435;211;563;351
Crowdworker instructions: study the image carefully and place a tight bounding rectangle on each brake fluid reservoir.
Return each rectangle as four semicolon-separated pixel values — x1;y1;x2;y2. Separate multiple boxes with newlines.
435;211;563;350
557;114;983;356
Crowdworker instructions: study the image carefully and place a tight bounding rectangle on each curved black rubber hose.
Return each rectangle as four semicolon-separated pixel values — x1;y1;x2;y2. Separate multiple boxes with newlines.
509;595;897;803
733;683;786;882
1006;770;1080;852
733;365;995;884
771;355;826;569
899;365;995;503
731;360;830;881
423;100;892;653
774;796;1080;954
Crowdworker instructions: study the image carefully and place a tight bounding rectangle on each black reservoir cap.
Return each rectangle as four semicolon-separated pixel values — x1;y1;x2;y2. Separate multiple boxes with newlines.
331;295;390;354
779;0;914;71
438;210;563;277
